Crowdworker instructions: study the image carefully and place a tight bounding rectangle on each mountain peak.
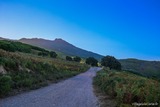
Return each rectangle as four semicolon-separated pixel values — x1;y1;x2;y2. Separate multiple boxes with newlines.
55;38;63;41
53;38;70;45
54;38;65;42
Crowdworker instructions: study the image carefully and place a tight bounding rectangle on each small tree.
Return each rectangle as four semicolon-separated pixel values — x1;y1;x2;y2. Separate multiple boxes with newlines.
50;51;57;58
101;55;121;70
86;57;98;66
73;56;81;62
66;56;72;61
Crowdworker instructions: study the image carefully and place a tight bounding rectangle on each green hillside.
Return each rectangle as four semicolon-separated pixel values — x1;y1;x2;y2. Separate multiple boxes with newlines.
0;40;52;55
119;59;160;78
0;40;89;97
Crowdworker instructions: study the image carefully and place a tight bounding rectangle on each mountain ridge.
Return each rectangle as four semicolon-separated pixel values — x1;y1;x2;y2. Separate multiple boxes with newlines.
19;38;104;60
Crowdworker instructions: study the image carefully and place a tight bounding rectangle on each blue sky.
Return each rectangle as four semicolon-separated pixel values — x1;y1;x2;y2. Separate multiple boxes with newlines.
0;0;160;60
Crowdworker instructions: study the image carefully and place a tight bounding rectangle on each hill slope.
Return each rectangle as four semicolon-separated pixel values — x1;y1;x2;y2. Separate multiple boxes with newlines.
0;40;89;97
119;58;160;78
19;38;104;60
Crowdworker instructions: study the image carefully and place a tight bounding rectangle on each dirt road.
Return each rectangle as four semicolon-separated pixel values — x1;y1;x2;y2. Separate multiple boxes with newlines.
0;67;101;107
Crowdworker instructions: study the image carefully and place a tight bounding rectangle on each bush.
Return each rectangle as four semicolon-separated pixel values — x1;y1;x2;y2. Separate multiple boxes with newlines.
0;57;18;71
66;56;72;61
86;57;98;66
101;55;121;70
0;75;12;96
73;56;81;62
22;78;33;88
50;51;57;58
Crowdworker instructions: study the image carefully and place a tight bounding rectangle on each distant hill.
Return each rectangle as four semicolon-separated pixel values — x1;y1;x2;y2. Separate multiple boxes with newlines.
19;38;104;60
0;37;10;40
119;58;160;78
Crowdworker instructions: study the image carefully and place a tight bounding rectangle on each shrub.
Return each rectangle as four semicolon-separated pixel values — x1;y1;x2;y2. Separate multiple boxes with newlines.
22;78;33;88
50;51;57;58
66;56;72;61
0;57;18;71
73;56;81;62
86;57;98;66
4;59;18;71
101;55;121;70
0;75;12;96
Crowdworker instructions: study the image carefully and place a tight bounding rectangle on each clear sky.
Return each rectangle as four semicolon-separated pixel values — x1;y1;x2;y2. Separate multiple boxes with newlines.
0;0;160;60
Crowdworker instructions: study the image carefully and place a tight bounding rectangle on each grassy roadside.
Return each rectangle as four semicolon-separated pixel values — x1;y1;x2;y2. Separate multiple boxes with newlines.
0;49;89;98
93;68;160;107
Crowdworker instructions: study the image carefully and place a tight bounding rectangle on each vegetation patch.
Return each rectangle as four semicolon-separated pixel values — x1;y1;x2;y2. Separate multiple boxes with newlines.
94;68;160;107
0;41;89;97
119;59;160;79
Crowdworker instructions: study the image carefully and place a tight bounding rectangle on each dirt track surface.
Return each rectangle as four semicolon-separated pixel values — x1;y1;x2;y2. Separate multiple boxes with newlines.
0;67;101;107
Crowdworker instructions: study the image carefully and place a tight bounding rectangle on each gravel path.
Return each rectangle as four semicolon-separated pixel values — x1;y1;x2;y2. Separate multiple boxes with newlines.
0;67;101;107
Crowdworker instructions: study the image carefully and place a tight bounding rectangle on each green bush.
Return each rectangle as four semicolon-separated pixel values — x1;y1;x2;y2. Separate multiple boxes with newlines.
0;57;18;71
86;57;98;66
4;59;18;71
0;75;12;96
66;56;72;61
50;51;57;58
0;57;6;65
101;55;121;70
22;78;33;88
73;56;81;62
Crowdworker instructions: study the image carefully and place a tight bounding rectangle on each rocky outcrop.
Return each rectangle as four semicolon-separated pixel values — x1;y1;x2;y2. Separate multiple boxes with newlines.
0;65;7;74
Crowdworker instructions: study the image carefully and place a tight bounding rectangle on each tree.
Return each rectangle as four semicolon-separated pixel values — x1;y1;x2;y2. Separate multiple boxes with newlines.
86;57;98;66
66;56;72;61
50;51;57;58
73;56;81;62
101;55;121;70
